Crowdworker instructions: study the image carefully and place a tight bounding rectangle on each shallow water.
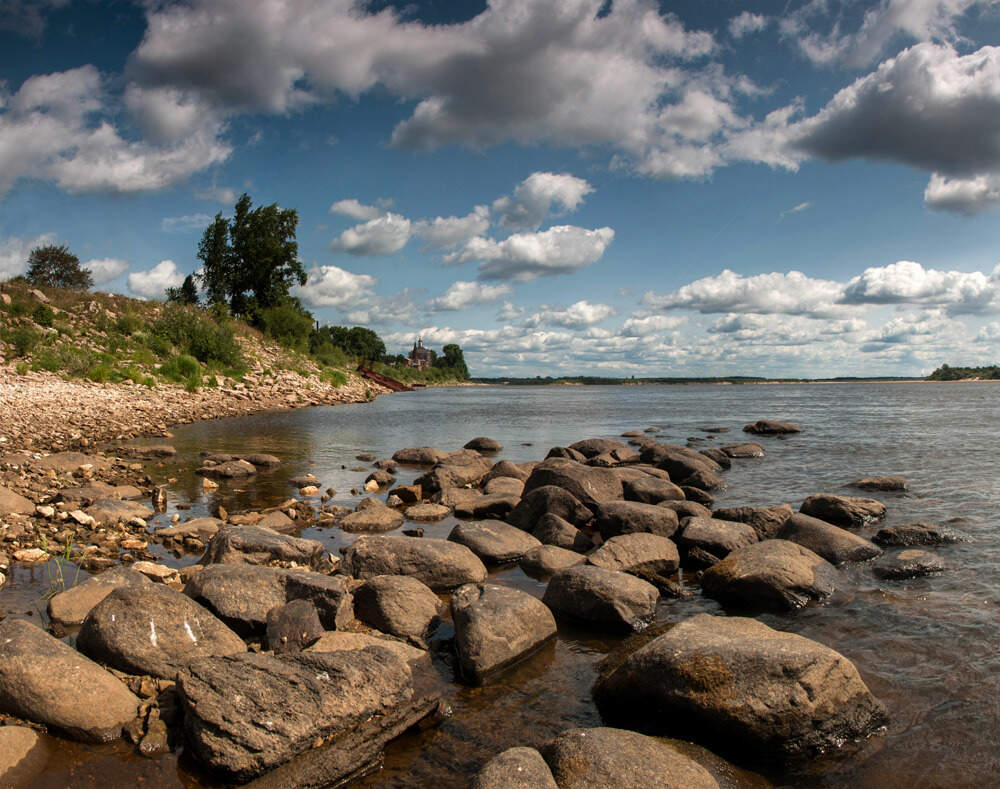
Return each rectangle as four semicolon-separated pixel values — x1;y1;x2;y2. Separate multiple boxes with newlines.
4;382;1000;787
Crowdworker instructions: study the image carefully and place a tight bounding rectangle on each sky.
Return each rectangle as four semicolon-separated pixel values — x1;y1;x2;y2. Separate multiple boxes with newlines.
3;1;1000;377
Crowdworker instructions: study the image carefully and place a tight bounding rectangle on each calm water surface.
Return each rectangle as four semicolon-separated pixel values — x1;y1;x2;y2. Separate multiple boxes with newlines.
4;383;999;787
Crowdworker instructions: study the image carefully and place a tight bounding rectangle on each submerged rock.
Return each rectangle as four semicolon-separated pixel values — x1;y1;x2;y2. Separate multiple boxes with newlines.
0;725;47;786
543;565;659;632
465;437;503;452
850;476;908;492
873;549;947;580
873;522;963;547
471;747;558;789
721;442;765;458
777;513;883;564
742;420;802;435
392;446;449;466
341;535;487;591
800;493;886;528
594;613;887;762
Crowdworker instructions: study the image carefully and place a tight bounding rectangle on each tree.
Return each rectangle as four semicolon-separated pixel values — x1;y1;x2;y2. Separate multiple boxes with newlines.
166;274;199;305
434;343;470;379
196;194;306;318
25;245;93;290
309;324;386;361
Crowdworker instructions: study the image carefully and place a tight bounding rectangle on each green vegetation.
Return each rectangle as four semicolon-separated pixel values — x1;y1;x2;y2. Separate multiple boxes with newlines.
927;363;1000;380
150;304;244;369
26;244;93;290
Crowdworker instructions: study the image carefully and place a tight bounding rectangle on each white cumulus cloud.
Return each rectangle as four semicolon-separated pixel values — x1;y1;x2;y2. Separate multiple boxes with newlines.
841;260;1000;314
523;300;616;329
492;172;594;230
415;206;491;248
429;281;513;312
330;213;411;256
294;264;378;308
0;233;58;279
83;257;129;285
128;260;185;300
729;12;768;39
330;198;386;221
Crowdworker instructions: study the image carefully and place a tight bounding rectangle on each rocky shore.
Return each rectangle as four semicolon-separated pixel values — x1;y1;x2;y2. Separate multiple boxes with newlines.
0;417;964;787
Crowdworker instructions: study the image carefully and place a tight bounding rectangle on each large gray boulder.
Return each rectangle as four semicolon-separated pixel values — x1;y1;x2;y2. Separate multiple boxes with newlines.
416;450;494;493
522;458;624;509
543;565;658;631
700;540;845;612
77;584;246;679
483;460;531;483
202;524;325;568
532;512;593;552
0;618;139;742
587;533;680;576
521;545;587;576
778;513;883;564
453;492;520;520
569;438;630;458
184;564;354;636
675;517;758;563
594;501;678;541
541;727;718;789
507;485;594;530
392;446;449;466
743;420;801;434
452;583;557;684
341;535;487;591
660;500;712;520
711;504;793;540
594;614;887;761
85;498;154;526
873;549;947;580
48;565;152;628
721;442;765;458
872;522;963;547
465;436;502;452
639;444;722;489
353;575;443;640
448;520;541;564
178;647;427;783
622;476;686;504
800;494;887;528
0;725;47;786
340;498;404;533
471;747;557;789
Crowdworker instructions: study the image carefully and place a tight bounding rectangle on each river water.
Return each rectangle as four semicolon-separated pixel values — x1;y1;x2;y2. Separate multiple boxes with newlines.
3;382;999;787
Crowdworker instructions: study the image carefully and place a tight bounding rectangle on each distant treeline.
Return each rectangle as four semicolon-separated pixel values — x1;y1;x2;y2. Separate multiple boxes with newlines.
472;375;920;386
927;364;1000;381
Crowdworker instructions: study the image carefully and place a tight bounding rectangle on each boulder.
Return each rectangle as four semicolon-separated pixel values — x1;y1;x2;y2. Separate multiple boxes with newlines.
701;540;845;611
389;484;422;504
341;535;487;591
800;494;887;528
521;545;587;576
436;487;483;510
532;512;593;551
266;599;324;654
340;498;404;533
483;476;524;496
873;549;947;580
452;583;557;684
289;474;320;488
541;727;718;789
47;565;152;627
546;446;587;462
711;504;794;540
184;564;354;636
120;444;176;459
242;453;281;468
872;522;963;547
196;459;257;479
405;503;450;521
594;501;678;541
454;493;520;519
587;448;640;467
522;458;624;509
660;500;712;520
56;481;118;505
482;460;530;483
416;450;494;493
392;446;449;466
542;565;658;631
849;476;907;492
677;467;725;491
364;470;396;488
449;520;542;563
594;613;887;761
0;726;47;786
471;747;557;789
569;438;630;458
306;632;426;664
675;517;758;563
0;487;37;515
587;533;680;576
155;517;224;542
0;618;139;742
30;452;112;473
507;485;594;530
77;584;246;679
465;437;502;452
202;524;325;568
257;510;297;532
698;448;731;469
85;498;154;526
778;513;882;564
742;420;801;435
177;647;422;783
681;486;714;507
352;575;443;640
721;442;765;458
622;476;685;505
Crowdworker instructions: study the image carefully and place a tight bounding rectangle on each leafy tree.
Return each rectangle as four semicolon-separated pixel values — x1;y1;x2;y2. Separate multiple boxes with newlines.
310;324;386;361
256;296;315;351
196;194;306;317
166;274;200;305
434;343;470;379
26;245;93;290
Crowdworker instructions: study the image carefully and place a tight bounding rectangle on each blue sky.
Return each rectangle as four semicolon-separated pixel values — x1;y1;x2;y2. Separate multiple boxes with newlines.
4;0;1000;377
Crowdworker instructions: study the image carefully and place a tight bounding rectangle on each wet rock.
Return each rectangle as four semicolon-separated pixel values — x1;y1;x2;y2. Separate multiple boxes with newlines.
872;522;963;547
711;504;794;540
483;476;524;496
353;575;443;640
660;500;712;520
416;450;494;493
0;618;139;742
405;503;450;521
471;747;557;789
546;446;588;462
543;565;659;631
588;533;680;576
84;498;154;526
202;524;325;568
78;584;246;679
55;481;117;505
722;442;765;458
622;476;685;505
680;486;714;507
48;565;152;627
483;459;530;483
390;484;422;504
452;583;557;684
177;647;417;782
0;725;47;785
155;517;224;542
873;549;947;580
449;520;541;563
800;494;887;528
454;493;520;520
595;500;679;541
139;717;170;757
242;453;281;468
342;535;487;591
184;564;354;636
675;517;758;563
522;458;624;509
465;437;503;452
355;453;376;462
392;446;449;466
541;727;718;789
569;438;630;458
289;474;320;488
698;448;731;469
849;476;907;492
306;631;426;664
701;540;845;612
778;513;882;564
521;545;587;576
196;459;257;479
266;599;324;654
594;613;887;762
364;470;396;488
375;459;397;472
742;420;802;435
507;485;594;530
532;512;593;551
121;444;176;459
31;452;113;473
676;467;725;492
340;498;404;533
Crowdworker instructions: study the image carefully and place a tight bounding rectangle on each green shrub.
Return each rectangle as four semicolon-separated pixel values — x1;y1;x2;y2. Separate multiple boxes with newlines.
115;312;144;336
151;304;242;367
87;364;113;382
325;370;348;387
32;304;54;327
256;298;314;351
184;369;201;392
146;333;172;358
159;353;201;383
15;361;28;375
206;374;218;388
3;326;41;357
311;341;348;369
6;299;29;317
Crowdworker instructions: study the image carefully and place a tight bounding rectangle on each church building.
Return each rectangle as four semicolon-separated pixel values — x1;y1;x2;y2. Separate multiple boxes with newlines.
407;337;434;370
